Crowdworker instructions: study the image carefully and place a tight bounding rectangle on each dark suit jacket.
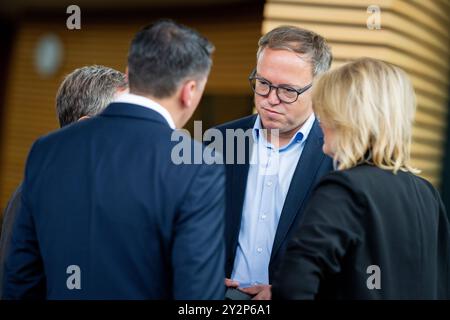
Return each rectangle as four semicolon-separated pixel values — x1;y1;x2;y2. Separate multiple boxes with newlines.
273;165;450;299
2;102;225;299
0;184;22;299
215;114;333;282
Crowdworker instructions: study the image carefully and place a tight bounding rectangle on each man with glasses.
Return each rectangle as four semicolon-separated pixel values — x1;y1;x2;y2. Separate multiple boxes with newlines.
216;25;334;300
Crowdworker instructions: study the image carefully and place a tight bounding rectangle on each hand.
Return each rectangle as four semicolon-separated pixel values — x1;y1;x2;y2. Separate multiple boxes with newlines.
225;278;239;288
239;284;272;300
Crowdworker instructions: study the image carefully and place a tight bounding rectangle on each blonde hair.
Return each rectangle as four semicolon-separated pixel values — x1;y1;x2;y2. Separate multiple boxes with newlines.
312;57;419;174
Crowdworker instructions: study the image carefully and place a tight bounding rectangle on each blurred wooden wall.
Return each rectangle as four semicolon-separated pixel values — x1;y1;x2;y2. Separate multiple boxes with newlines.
1;0;449;215
263;0;449;186
0;3;263;213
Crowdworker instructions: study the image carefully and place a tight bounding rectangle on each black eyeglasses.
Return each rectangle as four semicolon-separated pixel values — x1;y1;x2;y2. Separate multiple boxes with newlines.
248;69;312;104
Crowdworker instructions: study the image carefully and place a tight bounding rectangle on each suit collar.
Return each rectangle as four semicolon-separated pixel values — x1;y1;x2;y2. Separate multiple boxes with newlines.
242;114;258;130
252;113;316;152
100;102;173;128
113;93;176;129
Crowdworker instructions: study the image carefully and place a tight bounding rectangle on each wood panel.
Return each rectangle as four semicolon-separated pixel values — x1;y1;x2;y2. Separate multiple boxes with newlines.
0;5;263;212
264;0;449;186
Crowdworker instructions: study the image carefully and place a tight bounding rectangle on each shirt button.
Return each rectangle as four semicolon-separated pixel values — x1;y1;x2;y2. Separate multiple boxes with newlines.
257;248;262;253
261;214;267;220
266;181;272;187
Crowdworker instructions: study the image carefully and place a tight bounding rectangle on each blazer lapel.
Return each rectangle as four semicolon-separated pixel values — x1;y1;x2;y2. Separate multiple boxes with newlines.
227;117;256;259
229;162;250;235
270;120;326;261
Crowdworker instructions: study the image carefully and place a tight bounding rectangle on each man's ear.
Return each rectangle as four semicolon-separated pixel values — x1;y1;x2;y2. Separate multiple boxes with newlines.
78;116;91;121
180;80;197;109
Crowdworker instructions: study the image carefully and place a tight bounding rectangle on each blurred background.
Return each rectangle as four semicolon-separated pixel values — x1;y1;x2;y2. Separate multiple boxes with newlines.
0;0;449;223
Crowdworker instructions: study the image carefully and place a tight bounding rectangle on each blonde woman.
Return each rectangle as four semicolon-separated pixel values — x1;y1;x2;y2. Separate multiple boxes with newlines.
272;58;449;299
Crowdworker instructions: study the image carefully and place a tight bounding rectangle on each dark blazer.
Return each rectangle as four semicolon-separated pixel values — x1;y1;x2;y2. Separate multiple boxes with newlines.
0;184;22;299
273;165;450;299
2;102;225;300
215;114;333;282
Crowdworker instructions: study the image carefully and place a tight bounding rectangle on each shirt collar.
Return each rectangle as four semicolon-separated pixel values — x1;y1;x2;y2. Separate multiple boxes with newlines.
113;93;176;129
252;113;316;152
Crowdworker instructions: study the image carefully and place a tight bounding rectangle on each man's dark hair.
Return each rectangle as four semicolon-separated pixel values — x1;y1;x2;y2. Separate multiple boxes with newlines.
127;19;214;98
56;65;127;127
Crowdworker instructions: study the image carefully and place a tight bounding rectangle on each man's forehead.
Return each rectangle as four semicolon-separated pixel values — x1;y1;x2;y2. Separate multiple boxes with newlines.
256;50;313;85
258;47;310;62
257;48;311;71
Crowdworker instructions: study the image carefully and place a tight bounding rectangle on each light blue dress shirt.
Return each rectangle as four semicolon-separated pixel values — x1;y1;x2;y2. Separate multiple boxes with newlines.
230;113;316;287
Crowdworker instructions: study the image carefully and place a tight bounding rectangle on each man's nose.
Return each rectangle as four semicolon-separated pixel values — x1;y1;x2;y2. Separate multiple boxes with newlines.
267;87;281;105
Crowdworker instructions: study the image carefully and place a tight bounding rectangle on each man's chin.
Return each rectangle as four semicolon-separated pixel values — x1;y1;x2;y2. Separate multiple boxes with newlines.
260;118;283;131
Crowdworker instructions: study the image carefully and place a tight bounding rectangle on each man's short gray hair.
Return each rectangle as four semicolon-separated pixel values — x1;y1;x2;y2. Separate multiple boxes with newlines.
257;25;332;76
56;65;128;127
